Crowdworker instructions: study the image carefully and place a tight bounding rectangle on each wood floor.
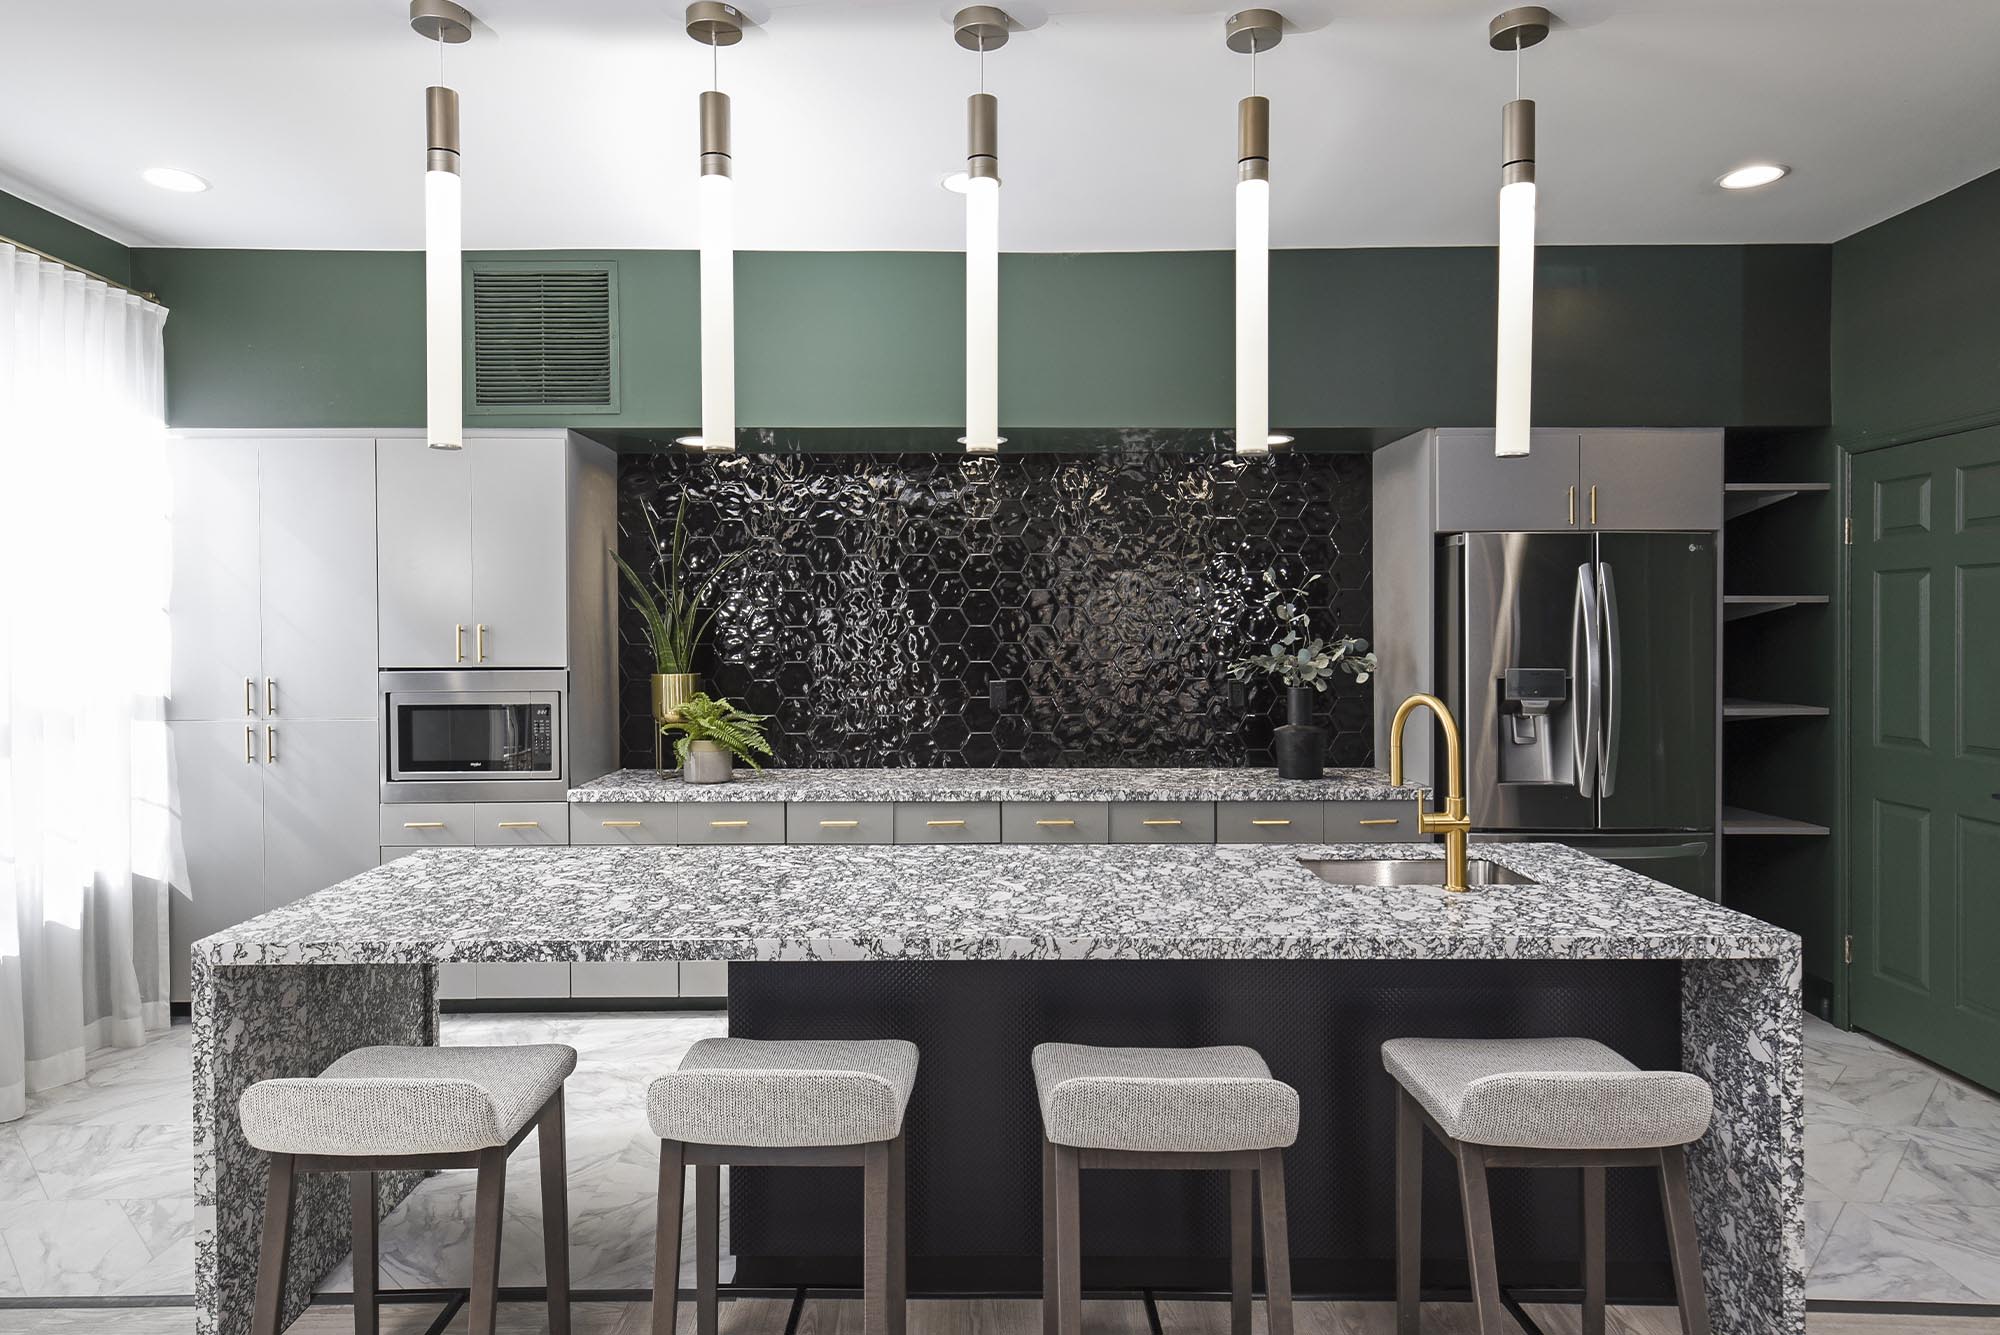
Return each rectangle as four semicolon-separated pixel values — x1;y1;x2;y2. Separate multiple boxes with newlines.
15;1295;1985;1335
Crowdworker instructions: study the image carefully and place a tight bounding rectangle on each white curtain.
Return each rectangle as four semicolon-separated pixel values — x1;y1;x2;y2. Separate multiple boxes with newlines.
0;242;177;1120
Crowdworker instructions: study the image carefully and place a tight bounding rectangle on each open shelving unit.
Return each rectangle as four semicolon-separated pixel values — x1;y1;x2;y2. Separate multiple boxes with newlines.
1723;593;1830;620
1724;480;1832;521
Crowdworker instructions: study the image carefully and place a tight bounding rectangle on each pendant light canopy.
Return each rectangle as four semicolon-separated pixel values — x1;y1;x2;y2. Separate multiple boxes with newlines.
680;2;744;453
1226;9;1289;457
954;6;1010;454
1489;6;1551;459
411;0;475;451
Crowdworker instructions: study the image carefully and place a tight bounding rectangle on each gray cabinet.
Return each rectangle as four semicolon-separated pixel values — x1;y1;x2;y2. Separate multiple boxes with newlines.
375;438;473;669
1424;428;1723;534
262;721;380;908
1217;802;1326;843
1434;430;1582;532
1109;802;1216;843
258;440;379;718
1002;803;1110;843
893;803;1001;843
1579;430;1724;530
172;720;266;945
571;802;676;844
789;802;895;844
167;439;261;722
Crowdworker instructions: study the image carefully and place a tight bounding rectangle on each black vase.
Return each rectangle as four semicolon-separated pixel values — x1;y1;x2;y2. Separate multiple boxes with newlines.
1272;685;1327;780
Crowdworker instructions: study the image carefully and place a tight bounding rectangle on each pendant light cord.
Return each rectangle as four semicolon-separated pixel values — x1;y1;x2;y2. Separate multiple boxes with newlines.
437;28;445;84
1514;32;1522;99
978;33;986;95
1251;35;1259;96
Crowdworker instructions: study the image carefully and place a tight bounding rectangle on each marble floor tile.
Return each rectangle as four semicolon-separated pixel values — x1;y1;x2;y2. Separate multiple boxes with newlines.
1803;1200;1842;1271
1919;1073;2000;1135
1804;1112;1909;1203
1823;1059;1943;1128
0;1128;46;1205
0;1198;158;1297
13;1123;192;1200
1881;1125;2000;1207
1808;1200;2000;1302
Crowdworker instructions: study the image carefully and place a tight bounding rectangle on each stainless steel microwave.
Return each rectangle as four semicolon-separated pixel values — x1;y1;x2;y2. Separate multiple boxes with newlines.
381;669;567;802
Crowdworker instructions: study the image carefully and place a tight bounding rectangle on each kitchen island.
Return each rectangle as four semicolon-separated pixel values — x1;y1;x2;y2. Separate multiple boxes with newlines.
192;840;1801;1335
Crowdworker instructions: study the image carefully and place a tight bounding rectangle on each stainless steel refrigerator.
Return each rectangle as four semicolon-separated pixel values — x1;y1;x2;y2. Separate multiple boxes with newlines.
1437;531;1718;898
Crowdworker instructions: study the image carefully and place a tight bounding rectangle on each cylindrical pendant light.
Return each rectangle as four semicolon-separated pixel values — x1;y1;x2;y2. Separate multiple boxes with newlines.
1226;10;1287;457
954;7;1011;454
1489;7;1552;459
683;3;744;453
410;0;475;452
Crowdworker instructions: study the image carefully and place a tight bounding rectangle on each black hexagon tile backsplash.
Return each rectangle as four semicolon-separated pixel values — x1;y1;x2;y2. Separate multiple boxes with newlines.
616;438;1374;770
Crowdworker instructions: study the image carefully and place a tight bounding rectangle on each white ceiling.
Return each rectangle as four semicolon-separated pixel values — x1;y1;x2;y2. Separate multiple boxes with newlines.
3;0;1998;252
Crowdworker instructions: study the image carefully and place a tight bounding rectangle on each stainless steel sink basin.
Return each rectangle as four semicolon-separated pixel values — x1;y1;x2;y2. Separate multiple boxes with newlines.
1300;858;1535;888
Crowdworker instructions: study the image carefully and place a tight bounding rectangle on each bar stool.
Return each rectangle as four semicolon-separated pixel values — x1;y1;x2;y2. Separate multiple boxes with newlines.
1033;1043;1300;1335
237;1043;578;1335
1382;1036;1716;1335
648;1036;919;1335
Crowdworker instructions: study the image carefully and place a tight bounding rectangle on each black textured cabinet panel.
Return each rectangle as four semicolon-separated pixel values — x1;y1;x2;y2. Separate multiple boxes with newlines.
617;442;1372;770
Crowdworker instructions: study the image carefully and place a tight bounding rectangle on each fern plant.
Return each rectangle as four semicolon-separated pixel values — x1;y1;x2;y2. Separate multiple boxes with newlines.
611;495;743;675
663;694;774;771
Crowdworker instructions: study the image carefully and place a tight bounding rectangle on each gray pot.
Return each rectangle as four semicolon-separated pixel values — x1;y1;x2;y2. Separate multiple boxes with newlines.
682;740;734;785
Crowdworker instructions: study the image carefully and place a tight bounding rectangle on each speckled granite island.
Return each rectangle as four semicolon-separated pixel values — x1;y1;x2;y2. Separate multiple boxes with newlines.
192;840;1802;1335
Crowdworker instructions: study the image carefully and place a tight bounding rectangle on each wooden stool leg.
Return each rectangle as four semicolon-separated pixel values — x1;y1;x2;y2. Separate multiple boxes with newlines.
1581;1166;1606;1335
251;1153;296;1335
1230;1168;1254;1335
1455;1143;1505;1335
540;1091;573;1335
696;1164;721;1335
350;1170;378;1335
654;1141;687;1335
1659;1147;1714;1335
864;1141;891;1335
1395;1090;1423;1335
887;1132;908;1335
1257;1150;1294;1335
467;1146;508;1335
1042;1139;1059;1335
1053;1144;1083;1335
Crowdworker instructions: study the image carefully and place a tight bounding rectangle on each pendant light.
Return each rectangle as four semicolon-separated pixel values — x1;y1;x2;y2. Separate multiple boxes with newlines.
1226;10;1289;457
410;0;475;451
1489;6;1552;458
680;2;744;453
953;7;1010;454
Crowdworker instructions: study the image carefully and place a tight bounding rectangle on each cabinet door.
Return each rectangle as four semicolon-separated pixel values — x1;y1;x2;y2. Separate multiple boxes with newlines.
376;438;473;668
258;439;378;719
469;436;568;667
1579;430;1723;530
171;720;266;942
168;439;262;721
261;720;380;909
1434;429;1582;532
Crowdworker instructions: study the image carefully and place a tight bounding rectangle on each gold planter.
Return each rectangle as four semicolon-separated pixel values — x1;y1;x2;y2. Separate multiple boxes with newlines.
651;673;700;774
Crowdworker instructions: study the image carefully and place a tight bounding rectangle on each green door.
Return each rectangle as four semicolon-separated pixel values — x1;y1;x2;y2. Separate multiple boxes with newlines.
1850;426;2000;1089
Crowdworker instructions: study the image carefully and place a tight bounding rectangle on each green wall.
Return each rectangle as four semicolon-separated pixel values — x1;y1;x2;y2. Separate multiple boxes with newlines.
131;242;1830;432
0;189;133;286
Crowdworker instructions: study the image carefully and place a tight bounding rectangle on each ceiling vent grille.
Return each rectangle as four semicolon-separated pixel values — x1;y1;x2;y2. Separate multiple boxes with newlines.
470;262;619;414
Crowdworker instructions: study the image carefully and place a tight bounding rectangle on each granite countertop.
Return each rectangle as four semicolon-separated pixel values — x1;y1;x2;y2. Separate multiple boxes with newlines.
198;841;1797;968
568;766;1425;803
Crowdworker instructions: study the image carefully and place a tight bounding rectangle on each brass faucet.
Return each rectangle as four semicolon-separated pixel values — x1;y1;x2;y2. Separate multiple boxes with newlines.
1388;693;1474;893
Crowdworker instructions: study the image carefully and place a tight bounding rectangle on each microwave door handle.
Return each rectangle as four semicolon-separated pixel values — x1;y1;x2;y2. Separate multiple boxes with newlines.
1598;560;1622;798
1572;562;1599;797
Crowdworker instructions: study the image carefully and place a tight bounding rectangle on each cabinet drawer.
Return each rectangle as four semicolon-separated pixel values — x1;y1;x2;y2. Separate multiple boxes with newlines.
474;802;569;847
1003;803;1110;844
382;803;476;847
572;802;677;845
437;963;477;1000
678;803;786;845
571;962;681;998
679;960;729;997
1217;802;1326;843
1325;800;1424;843
1110;802;1216;844
788;802;895;845
894;802;1001;844
476;962;570;999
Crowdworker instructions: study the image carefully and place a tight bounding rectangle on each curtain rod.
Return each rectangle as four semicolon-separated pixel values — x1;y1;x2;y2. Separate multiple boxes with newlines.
0;231;160;303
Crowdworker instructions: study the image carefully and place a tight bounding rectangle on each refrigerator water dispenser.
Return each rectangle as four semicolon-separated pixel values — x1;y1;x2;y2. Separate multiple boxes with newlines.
1498;667;1567;784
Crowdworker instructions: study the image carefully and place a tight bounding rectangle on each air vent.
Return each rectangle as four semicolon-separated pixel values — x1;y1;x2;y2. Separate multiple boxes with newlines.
470;262;619;414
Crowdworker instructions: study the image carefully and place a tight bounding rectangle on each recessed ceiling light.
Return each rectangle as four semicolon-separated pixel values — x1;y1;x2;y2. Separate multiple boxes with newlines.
1717;163;1789;191
941;171;972;194
142;167;210;193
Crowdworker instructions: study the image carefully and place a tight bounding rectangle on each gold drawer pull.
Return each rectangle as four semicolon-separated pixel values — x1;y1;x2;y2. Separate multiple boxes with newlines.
1036;819;1077;828
710;820;751;829
601;820;644;829
1250;818;1293;827
926;819;967;828
496;821;541;830
1357;818;1401;827
402;821;447;830
820;819;861;828
1142;819;1184;827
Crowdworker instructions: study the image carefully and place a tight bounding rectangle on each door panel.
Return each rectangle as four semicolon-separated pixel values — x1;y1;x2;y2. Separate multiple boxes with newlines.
1593;533;1716;831
258;439;378;719
171;720;265;942
377;438;473;668
261;720;380;909
1850;425;2000;1091
1434;429;1581;533
470;436;567;666
1580;430;1724;530
167;439;262;721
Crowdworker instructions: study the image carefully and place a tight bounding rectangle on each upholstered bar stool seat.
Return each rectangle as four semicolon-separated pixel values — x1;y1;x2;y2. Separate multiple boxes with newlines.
240;1044;578;1335
1034;1043;1300;1335
649;1037;918;1335
1383;1036;1715;1335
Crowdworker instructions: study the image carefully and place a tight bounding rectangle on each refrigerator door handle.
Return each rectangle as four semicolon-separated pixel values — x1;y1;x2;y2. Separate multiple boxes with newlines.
1572;562;1600;797
1598;560;1623;797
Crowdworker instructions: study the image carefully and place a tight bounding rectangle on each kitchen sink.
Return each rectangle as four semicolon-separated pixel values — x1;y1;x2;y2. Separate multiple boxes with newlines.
1299;857;1536;888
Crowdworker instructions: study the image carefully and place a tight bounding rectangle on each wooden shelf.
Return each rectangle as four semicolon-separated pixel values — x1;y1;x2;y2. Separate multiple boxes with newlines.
1722;805;1831;837
1723;698;1832;720
1724;594;1830;621
1724;481;1832;521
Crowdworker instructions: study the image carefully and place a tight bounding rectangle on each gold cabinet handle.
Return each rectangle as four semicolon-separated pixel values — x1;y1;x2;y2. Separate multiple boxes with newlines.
476;623;486;663
455;623;465;664
1141;819;1184;827
1357;818;1401;827
244;725;254;763
1035;818;1077;827
710;819;751;829
244;678;255;716
496;821;541;829
601;820;644;829
403;821;447;830
1568;484;1577;526
819;819;861;828
1250;818;1292;827
265;725;276;764
265;677;276;715
926;819;967;828
1589;483;1599;525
